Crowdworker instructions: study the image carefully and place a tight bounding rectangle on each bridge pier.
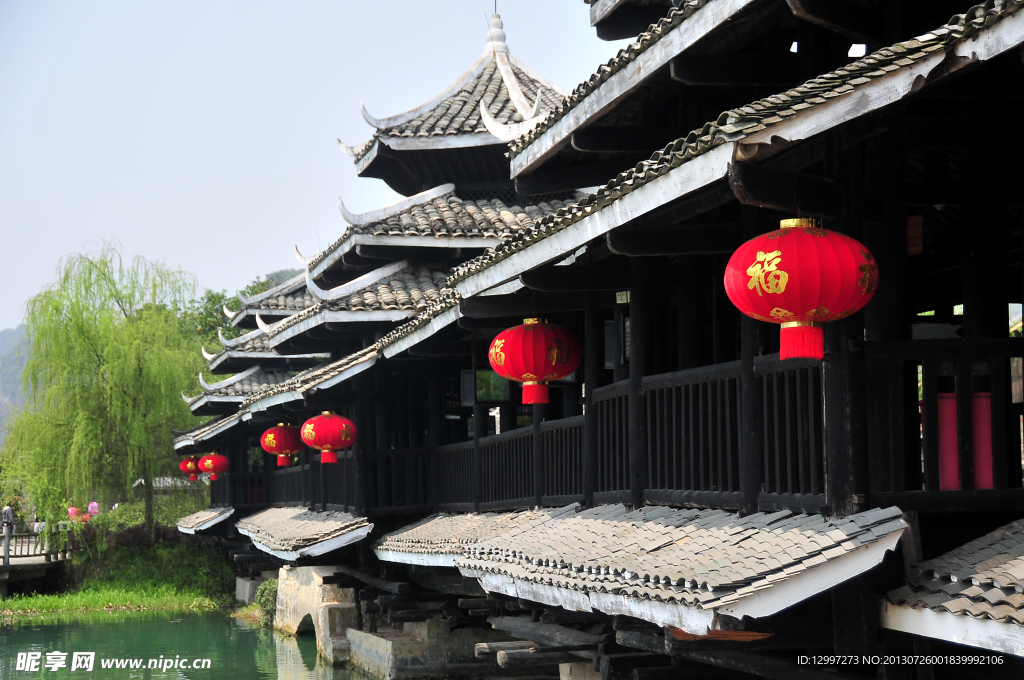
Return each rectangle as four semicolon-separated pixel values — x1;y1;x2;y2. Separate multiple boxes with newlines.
274;565;358;666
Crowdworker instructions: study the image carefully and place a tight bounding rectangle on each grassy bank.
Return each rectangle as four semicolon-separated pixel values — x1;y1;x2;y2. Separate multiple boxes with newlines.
2;496;234;621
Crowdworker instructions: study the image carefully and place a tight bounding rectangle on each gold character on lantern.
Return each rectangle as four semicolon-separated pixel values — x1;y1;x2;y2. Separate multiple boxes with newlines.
302;423;316;441
747;251;788;296
770;308;794;320
264;433;276;448
186;462;196;471
858;251;878;296
547;339;569;365
489;339;506;367
340;423;353;440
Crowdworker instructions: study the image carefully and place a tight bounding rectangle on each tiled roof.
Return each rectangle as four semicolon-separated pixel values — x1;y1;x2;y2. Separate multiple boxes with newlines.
172;410;246;450
177;507;234;531
451;1;1024;286
241;346;379;407
888;519;1024;626
510;0;711;158
228;273;314;323
308;192;573;272
187;368;291;406
265;266;450;339
457;504;906;609
236;506;371;553
376;506;579;557
352;14;564;162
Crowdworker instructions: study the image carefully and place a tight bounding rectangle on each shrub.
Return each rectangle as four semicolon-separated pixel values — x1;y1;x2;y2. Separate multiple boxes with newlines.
254;578;277;618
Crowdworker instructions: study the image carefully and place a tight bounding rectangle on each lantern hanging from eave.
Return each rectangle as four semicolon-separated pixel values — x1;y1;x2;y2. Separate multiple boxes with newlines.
260;423;303;468
179;456;200;481
488;318;582;404
301;412;356;464
199;453;229;480
724;218;878;360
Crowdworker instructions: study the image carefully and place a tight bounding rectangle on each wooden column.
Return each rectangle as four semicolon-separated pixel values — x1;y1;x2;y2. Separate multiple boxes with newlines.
676;256;706;371
533;403;546;507
584;292;602;507
426;368;442;508
408;372;424;448
740;207;765;515
355;376;373;515
629;258;652;509
472;339;487;511
612;305;627;383
711;254;736;364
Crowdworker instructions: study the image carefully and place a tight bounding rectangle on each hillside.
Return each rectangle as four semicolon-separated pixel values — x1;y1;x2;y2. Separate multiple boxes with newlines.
0;325;27;444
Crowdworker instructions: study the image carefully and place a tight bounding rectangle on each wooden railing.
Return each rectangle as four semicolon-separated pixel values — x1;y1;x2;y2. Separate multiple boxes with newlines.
2;528;71;566
593;380;631;501
643;362;743;509
362;449;430;515
480;428;533;509
865;338;1024;510
435;441;477;511
541;415;586;504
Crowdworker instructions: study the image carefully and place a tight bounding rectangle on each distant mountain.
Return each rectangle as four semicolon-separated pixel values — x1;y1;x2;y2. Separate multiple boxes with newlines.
265;269;301;287
0;325;27;445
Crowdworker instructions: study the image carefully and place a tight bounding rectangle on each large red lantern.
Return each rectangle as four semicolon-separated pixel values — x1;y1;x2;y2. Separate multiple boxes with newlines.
199;453;229;480
724;218;878;360
301;412;356;464
261;424;303;468
179;456;200;481
488;318;581;404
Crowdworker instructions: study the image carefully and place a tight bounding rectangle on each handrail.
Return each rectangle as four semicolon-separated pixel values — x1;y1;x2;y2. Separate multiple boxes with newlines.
479;428;532;447
593;379;629;402
541;414;585;432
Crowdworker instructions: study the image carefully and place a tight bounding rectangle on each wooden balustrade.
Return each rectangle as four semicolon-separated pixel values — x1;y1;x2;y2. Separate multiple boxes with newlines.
593;380;631;503
541;415;586;505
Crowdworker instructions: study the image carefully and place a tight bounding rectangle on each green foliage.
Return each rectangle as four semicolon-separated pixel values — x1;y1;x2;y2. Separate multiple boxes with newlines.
0;588;219;617
179;268;301;347
254;578;278;616
0;244;204;533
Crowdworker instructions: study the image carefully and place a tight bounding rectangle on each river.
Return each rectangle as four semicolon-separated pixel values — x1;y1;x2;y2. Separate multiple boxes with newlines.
0;610;364;679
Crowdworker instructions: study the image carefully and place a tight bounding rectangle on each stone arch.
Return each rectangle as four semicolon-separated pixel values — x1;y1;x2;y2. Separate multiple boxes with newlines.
295;613;315;635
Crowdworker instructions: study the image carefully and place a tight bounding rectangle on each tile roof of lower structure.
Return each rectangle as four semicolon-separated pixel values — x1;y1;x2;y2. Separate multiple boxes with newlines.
172;411;247;450
455;504;906;632
450;0;1024;290
375;506;579;566
236;507;373;560
242;346;379;410
186;367;291;408
176;507;235;534
887;519;1024;625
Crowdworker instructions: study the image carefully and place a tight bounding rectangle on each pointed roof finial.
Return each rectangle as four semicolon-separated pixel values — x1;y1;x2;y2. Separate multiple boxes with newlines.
485;13;508;55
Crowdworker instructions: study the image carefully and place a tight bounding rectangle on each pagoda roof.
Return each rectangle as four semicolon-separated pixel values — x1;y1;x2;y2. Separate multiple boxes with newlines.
224;273;316;329
202;327;328;374
449;2;1024;297
264;264;450;350
510;0;768;178
306;184;576;281
182;366;292;416
342;14;566;195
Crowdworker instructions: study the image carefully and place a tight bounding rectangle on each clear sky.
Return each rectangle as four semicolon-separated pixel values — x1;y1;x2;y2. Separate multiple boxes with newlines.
0;1;630;330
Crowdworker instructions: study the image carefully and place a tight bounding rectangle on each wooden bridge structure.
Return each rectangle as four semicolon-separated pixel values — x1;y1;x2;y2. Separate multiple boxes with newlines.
1;529;70;600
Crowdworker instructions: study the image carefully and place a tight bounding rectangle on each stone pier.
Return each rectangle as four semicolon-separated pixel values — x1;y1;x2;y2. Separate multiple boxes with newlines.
274;565;358;665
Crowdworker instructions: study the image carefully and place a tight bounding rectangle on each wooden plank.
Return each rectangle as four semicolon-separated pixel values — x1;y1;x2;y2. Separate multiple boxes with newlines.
332;566;410;595
871;488;1024;512
606;223;744;256
784;0;880;42
487;616;611;647
728;162;841;219
670;53;800;87
629;259;652;508
521;264;631;292
571;127;680;154
474;641;537;658
497;648;584;668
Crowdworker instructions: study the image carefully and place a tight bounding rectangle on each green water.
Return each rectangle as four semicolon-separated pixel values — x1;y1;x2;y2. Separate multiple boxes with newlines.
0;610;359;679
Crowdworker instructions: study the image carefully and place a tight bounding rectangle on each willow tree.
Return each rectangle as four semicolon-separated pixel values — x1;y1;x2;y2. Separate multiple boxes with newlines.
2;245;203;538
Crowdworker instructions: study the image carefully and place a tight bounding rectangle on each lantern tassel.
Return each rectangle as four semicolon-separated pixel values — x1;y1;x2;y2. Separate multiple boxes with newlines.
320;451;338;464
189;474;198;482
277;455;290;467
209;473;219;481
522;382;549;404
780;323;824;360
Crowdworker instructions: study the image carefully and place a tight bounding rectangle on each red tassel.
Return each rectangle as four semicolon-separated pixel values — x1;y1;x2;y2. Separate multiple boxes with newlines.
320;451;338;464
780;324;824;360
522;382;549;404
209;473;219;481
189;474;198;481
277;455;290;467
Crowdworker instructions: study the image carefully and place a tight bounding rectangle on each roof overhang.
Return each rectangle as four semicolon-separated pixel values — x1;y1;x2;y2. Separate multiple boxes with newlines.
311;233;500;281
267;310;416;350
245;352;378;413
177;508;235;535
173;412;246;450
230;308;296;329
462;8;1024;299
238;522;374;561
880;600;1024;658
381;304;462;358
511;0;760;178
375;549;458;568
460;528;902;635
208;350;328;373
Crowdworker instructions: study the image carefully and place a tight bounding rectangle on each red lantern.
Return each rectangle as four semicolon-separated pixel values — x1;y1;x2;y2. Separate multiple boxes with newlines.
199;453;229;480
488;318;581;404
724;218;878;360
261;424;303;468
179;456;200;482
300;412;356;464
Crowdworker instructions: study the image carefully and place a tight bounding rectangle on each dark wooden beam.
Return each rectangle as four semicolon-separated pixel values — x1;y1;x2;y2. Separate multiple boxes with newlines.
594;6;668;41
785;0;880;43
629;259;652;508
728;162;841;219
460;291;585;318
606;223;743;256
584;292;602;507
521;264;631;292
407;341;474;357
488;616;610;647
571;127;680;154
670;54;800;87
515;159;643;196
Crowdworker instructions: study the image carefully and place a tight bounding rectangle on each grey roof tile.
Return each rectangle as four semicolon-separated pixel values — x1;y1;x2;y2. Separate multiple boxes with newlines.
235;506;370;552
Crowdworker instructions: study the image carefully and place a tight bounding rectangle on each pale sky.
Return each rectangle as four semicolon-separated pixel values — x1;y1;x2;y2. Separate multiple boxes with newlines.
0;1;630;330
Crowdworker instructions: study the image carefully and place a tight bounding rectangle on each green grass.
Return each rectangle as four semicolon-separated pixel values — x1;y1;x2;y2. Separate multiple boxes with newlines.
1;586;217;616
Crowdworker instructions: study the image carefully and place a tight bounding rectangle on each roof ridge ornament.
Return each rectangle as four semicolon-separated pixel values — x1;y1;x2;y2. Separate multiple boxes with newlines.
255;313;274;333
307;260;410;302
201;346;217;361
223;305;237;319
486;14;537;120
339;183;455;226
294;245;310;266
198;365;263;392
337;139;357;157
484;13;509;56
480;99;545;142
218;326;262;348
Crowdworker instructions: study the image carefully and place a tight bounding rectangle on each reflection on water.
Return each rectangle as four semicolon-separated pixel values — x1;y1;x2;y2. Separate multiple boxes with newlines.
0;610;365;679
